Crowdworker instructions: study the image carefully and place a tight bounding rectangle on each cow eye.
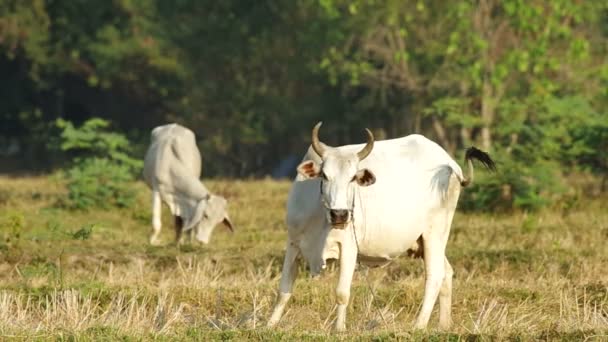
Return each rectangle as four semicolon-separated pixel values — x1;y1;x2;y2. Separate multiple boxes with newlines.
350;175;357;182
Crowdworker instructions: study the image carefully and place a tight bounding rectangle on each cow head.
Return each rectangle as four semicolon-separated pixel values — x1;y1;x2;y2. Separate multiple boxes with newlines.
190;194;234;243
297;122;376;228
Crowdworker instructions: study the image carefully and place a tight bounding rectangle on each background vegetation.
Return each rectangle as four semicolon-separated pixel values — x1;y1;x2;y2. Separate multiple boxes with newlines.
0;1;607;340
1;0;606;210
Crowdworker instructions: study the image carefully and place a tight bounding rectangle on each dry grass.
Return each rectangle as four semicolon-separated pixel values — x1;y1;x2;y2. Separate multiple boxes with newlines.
0;175;607;340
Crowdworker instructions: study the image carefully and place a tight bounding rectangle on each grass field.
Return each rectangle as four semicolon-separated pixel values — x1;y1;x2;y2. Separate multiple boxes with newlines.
0;176;607;341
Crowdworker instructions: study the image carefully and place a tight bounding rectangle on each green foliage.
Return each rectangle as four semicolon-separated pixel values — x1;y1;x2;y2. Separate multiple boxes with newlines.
1;211;25;246
56;118;142;173
0;1;607;210
0;0;50;68
423;98;479;128
56;118;141;210
0;0;184;169
461;152;564;211
20;257;60;280
314;0;607;210
63;157;137;210
462;95;603;210
72;224;95;240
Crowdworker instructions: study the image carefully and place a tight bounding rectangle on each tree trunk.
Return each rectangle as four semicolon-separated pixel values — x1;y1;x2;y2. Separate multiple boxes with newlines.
414;112;421;134
432;116;453;154
506;133;518;154
481;76;495;151
460;127;472;148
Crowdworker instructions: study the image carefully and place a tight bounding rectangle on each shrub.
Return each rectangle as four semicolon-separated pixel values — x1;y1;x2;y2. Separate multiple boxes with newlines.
56;118;142;173
461;95;604;212
0;211;24;246
64;158;137;209
460;151;564;212
56;118;142;210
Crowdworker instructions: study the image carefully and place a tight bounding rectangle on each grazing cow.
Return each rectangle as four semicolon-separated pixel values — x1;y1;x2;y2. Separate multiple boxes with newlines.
143;123;234;245
268;122;495;331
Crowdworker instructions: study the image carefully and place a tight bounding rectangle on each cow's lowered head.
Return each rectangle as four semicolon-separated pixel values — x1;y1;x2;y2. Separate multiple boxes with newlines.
186;194;234;244
297;122;376;228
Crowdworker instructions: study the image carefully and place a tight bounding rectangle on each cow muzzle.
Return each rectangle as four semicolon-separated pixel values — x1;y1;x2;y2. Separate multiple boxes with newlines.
329;209;350;228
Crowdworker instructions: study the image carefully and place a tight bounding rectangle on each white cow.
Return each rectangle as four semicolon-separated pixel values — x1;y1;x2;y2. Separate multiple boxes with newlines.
268;122;495;331
143;123;234;245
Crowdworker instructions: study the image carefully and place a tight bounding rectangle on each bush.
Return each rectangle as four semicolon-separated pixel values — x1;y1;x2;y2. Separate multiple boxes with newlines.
460;151;564;212
64;158;137;209
460;95;603;212
56;118;142;210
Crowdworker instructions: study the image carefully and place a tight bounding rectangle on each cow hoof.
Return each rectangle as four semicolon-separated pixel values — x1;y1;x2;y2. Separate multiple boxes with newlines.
334;325;346;333
438;320;452;331
413;323;428;330
149;238;161;246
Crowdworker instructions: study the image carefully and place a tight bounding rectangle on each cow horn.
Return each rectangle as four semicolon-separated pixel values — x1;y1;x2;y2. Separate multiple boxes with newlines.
357;128;375;160
311;121;326;157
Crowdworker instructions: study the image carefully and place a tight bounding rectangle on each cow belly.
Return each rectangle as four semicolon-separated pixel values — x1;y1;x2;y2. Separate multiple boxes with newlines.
356;225;423;260
357;254;393;268
353;207;428;260
306;219;424;275
352;178;439;259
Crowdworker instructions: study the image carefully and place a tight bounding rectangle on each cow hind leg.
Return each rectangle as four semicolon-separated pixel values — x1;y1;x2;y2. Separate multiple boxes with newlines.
416;180;458;329
437;178;459;329
414;235;446;329
268;241;299;327
149;191;162;245
438;257;453;330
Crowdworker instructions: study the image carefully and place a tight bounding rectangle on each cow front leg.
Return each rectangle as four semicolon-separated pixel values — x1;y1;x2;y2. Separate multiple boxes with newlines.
335;233;357;332
268;241;299;327
174;215;184;244
149;190;162;245
438;257;453;330
414;236;446;329
188;227;195;244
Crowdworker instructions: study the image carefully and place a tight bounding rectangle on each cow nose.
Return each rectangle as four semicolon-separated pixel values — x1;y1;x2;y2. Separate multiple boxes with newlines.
329;209;349;224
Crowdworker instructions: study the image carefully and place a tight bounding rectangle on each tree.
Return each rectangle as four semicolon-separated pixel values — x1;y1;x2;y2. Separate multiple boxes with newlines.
0;0;184;167
0;0;606;200
312;0;607;208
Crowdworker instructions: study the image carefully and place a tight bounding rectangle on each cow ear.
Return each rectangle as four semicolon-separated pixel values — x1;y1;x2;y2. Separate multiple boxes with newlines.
355;168;376;186
297;160;320;179
222;215;234;232
184;198;208;230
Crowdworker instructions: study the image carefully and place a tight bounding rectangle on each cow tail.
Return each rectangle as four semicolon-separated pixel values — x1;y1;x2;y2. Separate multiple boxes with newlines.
460;146;496;187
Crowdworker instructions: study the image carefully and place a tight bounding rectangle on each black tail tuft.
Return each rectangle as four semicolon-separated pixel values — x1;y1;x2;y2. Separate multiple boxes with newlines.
465;146;496;172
